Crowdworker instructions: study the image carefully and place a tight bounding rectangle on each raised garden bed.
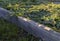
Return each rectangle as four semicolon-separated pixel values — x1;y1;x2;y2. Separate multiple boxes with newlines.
0;8;60;41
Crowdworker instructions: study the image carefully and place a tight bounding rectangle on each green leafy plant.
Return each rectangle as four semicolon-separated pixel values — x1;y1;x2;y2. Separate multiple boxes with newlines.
0;0;60;32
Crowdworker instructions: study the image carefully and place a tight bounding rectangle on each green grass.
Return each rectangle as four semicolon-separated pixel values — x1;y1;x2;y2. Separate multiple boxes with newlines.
0;18;40;41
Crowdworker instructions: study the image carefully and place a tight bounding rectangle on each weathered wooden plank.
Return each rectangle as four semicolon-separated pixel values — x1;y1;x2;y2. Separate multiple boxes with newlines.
0;7;60;41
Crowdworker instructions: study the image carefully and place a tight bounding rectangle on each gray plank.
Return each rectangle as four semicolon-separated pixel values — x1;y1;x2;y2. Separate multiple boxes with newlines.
0;7;60;41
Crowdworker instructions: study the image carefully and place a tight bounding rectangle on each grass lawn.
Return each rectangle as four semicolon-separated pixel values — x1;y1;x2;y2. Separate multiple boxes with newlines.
0;18;40;41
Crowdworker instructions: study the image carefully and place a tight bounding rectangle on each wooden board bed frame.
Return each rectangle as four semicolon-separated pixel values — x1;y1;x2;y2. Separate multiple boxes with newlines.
0;7;60;41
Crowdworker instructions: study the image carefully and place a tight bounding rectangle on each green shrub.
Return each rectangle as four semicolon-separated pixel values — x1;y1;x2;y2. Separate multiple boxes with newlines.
0;0;60;32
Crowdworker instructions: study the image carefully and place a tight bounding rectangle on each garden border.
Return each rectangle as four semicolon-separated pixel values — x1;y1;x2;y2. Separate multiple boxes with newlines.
0;7;60;41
